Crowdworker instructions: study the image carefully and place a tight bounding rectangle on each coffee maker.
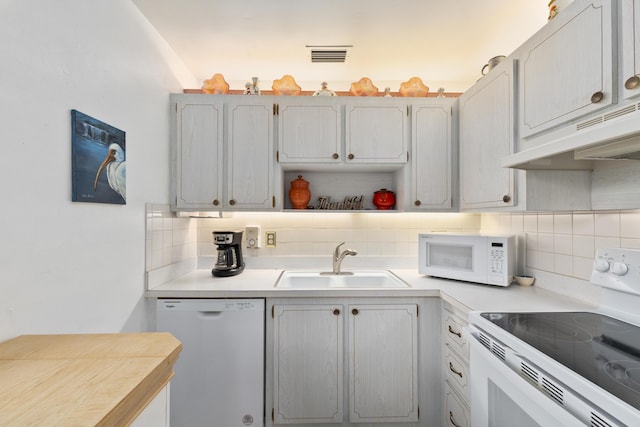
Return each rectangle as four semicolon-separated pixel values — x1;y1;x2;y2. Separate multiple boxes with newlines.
212;231;245;277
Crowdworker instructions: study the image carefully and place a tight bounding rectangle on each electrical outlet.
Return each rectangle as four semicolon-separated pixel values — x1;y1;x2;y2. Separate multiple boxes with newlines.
245;226;261;248
266;231;276;248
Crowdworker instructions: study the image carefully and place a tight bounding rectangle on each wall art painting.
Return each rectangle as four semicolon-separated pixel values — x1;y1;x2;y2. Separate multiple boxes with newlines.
71;110;126;204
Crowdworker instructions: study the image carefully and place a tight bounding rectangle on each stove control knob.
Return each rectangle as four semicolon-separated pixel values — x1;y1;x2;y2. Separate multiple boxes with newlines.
593;259;610;272
611;262;629;276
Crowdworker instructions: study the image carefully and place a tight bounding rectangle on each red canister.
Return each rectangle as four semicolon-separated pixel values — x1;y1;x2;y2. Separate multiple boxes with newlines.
372;189;395;210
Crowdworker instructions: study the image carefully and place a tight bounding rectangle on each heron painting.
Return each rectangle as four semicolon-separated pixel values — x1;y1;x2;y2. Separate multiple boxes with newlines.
71;110;126;204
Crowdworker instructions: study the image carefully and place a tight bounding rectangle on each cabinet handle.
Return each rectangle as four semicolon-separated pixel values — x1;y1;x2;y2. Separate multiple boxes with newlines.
333;308;340;316
502;195;511;203
348;153;355;160
448;325;462;338
212;199;219;206
449;362;463;378
352;308;359;315
625;75;640;90
591;91;604;104
332;153;339;160
414;200;421;206
449;411;462;427
229;199;236;206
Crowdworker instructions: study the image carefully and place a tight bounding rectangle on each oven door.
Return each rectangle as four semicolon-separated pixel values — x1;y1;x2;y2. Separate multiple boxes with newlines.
466;327;584;427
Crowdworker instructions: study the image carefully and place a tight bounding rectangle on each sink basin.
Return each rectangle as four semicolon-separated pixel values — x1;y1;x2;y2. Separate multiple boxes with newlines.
275;270;409;288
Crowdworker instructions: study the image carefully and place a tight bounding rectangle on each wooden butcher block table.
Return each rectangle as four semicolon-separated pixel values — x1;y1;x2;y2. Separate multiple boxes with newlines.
0;333;181;426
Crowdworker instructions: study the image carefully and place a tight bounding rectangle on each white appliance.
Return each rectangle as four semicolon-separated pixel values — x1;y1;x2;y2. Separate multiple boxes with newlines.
418;233;515;286
156;299;265;427
465;248;640;426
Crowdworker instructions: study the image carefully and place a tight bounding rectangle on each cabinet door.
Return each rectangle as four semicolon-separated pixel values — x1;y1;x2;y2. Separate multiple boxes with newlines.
227;99;276;210
278;98;341;163
519;0;614;138
345;102;407;163
622;0;640;100
348;304;418;423
273;305;343;424
459;61;515;209
174;98;224;209
410;101;453;210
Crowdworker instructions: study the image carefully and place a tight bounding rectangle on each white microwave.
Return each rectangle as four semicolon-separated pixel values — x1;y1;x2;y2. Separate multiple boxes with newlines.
418;233;515;286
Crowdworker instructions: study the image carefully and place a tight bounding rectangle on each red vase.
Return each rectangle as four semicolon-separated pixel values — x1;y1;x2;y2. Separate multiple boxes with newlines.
289;175;311;209
372;189;395;210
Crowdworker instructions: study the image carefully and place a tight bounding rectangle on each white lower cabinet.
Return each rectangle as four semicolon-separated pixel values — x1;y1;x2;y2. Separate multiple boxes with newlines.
266;298;439;426
130;384;170;427
444;383;469;427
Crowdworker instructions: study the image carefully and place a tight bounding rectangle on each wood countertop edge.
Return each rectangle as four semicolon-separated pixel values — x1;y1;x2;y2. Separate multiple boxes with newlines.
98;343;182;426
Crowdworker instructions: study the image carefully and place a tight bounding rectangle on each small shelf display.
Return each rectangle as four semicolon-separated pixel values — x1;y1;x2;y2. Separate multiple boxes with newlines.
283;171;399;211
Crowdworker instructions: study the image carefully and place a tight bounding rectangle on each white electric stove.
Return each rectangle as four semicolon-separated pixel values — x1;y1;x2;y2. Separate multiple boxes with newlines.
466;248;640;427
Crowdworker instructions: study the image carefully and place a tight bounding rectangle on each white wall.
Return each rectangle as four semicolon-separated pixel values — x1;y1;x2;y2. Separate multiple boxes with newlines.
0;0;197;341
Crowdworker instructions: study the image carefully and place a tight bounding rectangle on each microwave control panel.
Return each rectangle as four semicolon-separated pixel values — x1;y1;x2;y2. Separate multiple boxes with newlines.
489;242;506;274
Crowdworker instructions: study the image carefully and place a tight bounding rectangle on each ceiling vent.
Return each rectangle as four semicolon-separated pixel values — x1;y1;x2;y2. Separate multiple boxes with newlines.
307;45;352;63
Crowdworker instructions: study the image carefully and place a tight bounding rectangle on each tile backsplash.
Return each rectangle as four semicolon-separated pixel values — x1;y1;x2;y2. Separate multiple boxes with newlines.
481;211;640;281
145;208;481;271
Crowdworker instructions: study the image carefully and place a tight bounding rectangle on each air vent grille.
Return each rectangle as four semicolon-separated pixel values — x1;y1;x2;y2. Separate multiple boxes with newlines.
520;362;539;384
491;342;506;360
478;333;491;349
541;377;564;405
310;50;347;63
604;104;637;121
577;116;603;131
590;411;613;427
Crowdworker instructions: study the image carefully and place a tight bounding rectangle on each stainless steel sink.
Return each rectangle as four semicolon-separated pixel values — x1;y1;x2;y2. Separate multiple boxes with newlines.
275;270;410;288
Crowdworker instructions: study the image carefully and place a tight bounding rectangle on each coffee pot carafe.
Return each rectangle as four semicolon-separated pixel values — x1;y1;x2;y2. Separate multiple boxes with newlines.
212;231;245;277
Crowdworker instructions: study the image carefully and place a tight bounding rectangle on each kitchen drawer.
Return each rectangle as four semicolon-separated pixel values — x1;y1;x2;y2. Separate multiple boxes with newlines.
445;382;470;427
445;349;469;399
443;310;469;360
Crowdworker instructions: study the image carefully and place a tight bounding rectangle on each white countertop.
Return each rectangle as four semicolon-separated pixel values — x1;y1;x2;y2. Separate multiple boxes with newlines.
147;267;597;313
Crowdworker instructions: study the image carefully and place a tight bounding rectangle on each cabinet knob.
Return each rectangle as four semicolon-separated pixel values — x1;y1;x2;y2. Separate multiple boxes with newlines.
348;153;355;160
212;199;219;206
333;308;340;316
351;308;359;315
625;75;640;90
502;195;511;203
332;153;339;160
591;91;604;104
414;200;421;206
229;199;236;206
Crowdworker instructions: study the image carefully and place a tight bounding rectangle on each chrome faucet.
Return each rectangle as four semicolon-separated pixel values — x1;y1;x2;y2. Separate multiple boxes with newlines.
332;242;358;275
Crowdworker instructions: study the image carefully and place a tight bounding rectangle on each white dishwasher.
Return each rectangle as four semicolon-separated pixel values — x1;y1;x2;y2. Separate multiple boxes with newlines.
156;298;265;427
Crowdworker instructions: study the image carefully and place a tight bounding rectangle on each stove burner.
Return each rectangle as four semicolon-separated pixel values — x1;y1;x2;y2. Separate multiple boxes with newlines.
604;360;640;394
509;315;593;343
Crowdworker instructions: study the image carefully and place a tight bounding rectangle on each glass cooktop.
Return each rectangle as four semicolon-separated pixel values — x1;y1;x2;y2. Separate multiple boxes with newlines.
481;311;640;410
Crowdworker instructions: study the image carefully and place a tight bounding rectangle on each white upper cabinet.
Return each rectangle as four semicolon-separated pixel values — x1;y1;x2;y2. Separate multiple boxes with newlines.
409;100;454;210
277;98;341;163
345;100;408;164
459;60;515;210
226;98;277;210
173;96;224;210
518;0;614;139
622;0;640;100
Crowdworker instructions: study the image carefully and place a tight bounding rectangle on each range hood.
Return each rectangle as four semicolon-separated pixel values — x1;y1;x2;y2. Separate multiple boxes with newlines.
503;101;640;169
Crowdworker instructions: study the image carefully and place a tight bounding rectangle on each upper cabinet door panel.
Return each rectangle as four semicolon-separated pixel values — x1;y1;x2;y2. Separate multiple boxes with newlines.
227;100;274;209
278;98;341;163
459;61;515;209
175;100;224;209
622;0;640;100
519;0;614;138
345;103;407;163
